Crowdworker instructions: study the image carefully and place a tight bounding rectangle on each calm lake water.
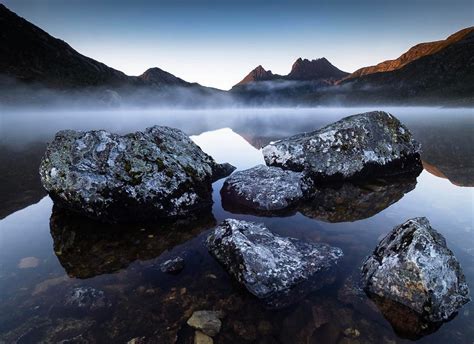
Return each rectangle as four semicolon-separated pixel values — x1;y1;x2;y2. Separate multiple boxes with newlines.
0;107;473;343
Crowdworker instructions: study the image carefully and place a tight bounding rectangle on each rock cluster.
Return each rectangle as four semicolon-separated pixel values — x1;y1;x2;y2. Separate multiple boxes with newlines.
39;126;234;222
362;217;470;336
207;219;343;308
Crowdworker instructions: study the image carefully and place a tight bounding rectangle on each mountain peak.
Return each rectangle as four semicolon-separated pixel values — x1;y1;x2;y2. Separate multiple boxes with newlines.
288;57;348;81
138;67;189;86
235;65;276;86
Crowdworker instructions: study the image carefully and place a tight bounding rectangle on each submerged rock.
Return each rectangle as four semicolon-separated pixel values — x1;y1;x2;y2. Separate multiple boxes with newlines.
262;111;422;182
207;219;343;308
160;256;185;274
64;287;111;311
220;164;312;213
187;310;223;337
39;126;235;222
362;217;470;327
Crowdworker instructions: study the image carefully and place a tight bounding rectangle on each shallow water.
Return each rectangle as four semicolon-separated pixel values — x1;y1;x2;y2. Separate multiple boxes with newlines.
0;107;473;343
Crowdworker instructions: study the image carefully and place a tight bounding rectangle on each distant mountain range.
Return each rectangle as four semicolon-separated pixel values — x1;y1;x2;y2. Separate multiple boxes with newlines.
234;58;348;87
1;3;473;106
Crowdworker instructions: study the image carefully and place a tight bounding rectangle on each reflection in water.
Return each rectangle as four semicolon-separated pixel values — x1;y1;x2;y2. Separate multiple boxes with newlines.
50;206;216;278
367;293;443;340
222;175;418;222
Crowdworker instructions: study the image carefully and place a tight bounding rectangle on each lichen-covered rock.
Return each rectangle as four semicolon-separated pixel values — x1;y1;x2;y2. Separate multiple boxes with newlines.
262;111;422;182
39;126;235;222
362;217;470;323
207;219;343;308
220;165;312;213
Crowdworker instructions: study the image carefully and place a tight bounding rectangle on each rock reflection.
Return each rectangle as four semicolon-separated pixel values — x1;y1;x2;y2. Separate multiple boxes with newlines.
222;175;418;222
366;293;443;340
49;206;216;278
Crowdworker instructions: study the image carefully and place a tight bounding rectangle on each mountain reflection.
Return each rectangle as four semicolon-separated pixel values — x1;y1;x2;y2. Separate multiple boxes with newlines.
49;206;216;278
222;175;418;222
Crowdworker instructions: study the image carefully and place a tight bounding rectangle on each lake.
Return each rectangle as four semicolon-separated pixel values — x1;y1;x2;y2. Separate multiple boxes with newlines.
0;107;473;343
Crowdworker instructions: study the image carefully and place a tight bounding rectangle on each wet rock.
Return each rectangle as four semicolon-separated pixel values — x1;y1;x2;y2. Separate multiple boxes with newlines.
64;287;111;311
262;111;422;182
160;256;185;274
187;310;223;337
221;164;311;213
194;331;213;344
49;206;215;278
39;126;235;222
207;219;343;308
362;217;470;336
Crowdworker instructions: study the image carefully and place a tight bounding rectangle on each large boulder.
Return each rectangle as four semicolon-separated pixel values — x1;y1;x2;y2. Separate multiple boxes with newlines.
207;219;343;308
39;126;235;222
362;217;470;326
220;164;312;213
262;111;422;182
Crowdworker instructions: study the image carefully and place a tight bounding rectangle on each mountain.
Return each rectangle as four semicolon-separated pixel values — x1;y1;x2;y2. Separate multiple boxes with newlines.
0;4;201;91
287;57;348;81
0;4;133;88
339;27;474;103
233;58;348;88
344;27;474;81
235;65;279;86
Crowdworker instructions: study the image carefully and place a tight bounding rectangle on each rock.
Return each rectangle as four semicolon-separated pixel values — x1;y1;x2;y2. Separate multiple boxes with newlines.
232;320;258;341
220;164;311;213
39;126;235;222
64;286;111;311
194;331;213;344
362;217;470;324
207;219;343;308
160;256;185;274
187;310;223;337
50;206;215;278
262;111;422;182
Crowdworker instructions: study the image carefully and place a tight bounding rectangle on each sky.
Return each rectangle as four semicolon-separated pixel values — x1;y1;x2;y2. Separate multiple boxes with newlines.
3;0;473;90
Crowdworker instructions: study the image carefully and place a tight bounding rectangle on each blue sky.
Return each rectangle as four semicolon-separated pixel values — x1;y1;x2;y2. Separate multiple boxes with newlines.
4;0;473;89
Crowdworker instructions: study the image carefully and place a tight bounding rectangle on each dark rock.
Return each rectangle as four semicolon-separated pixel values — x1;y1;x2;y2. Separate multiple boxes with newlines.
207;219;343;308
160;256;185;274
262;111;422;182
220;165;311;213
362;217;470;335
50;206;215;279
39;126;234;222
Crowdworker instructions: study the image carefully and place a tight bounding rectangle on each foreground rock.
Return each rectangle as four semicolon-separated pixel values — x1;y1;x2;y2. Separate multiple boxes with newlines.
263;111;422;182
207;219;343;308
39;126;235;222
362;217;470;336
221;165;312;213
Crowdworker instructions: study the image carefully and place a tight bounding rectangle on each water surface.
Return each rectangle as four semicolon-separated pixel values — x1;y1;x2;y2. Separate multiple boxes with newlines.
0;107;473;343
